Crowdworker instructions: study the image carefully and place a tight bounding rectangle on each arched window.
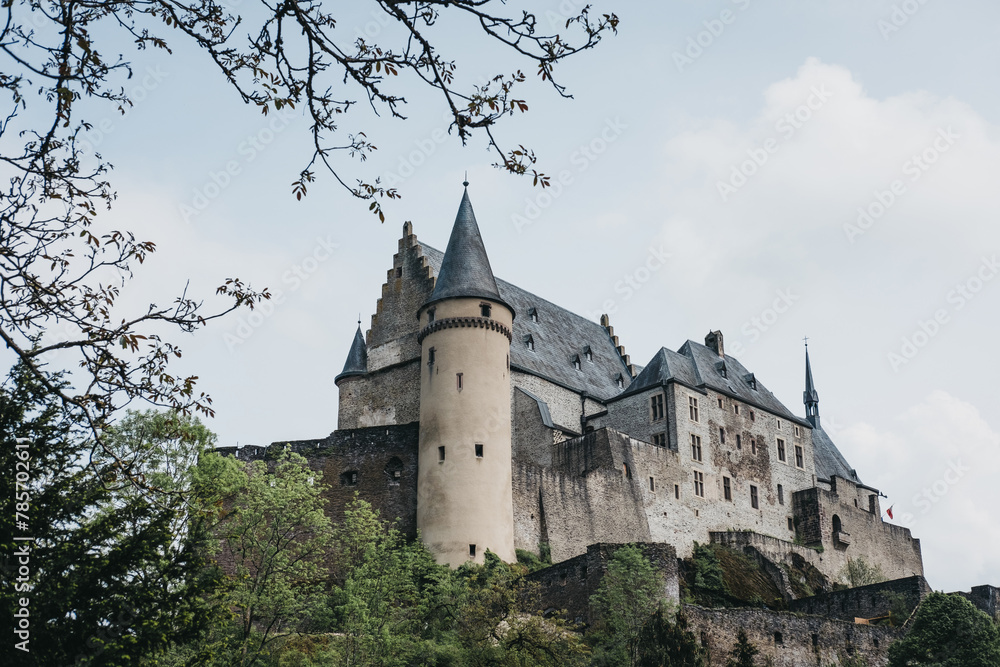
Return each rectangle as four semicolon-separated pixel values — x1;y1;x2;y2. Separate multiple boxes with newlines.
832;514;843;533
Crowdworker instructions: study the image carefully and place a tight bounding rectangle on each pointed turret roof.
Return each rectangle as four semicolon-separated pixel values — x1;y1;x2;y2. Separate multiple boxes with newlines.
804;343;820;426
424;187;512;313
334;325;367;384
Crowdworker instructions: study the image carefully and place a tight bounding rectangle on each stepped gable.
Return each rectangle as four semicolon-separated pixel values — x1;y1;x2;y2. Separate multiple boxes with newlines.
419;244;632;401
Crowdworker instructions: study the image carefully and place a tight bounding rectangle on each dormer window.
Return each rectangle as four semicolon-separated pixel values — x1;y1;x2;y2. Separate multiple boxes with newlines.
745;373;757;390
480;303;492;318
616;374;625;389
584;346;593;362
525;335;535;352
529;307;538;323
716;361;727;378
572;355;581;371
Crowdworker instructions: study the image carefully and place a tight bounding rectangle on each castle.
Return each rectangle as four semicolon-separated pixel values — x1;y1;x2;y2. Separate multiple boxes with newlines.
319;184;924;584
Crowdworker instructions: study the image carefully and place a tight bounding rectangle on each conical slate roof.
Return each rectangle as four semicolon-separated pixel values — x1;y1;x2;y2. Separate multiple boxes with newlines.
334;326;367;384
804;345;820;417
425;188;511;312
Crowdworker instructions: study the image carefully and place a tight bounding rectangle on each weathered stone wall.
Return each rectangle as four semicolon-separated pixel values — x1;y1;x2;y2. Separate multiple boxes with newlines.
337;360;421;429
527;543;679;626
217;422;420;538
789;575;930;622
686;605;900;667
511;370;603;434
512;387;558;468
955;584;1000;619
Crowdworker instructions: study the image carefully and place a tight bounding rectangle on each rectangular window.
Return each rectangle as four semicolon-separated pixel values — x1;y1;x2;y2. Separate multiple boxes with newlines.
734;404;740;415
693;471;705;498
650;394;665;421
691;434;703;462
777;438;786;462
475;444;484;458
469;544;477;558
788;517;795;531
750;410;756;422
719;427;726;445
777;484;784;505
480;303;492;318
688;396;699;422
777;418;782;430
736;434;742;449
751;438;757;455
723;476;732;502
438;446;445;462
750;484;759;509
794;425;801;437
428;347;436;365
717;397;724;409
795;445;804;468
674;484;680;499
653;433;667;447
456;372;463;390
649;477;655;492
427;308;435;322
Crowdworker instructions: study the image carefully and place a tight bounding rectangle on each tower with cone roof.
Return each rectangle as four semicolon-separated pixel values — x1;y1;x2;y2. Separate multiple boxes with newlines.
414;185;516;566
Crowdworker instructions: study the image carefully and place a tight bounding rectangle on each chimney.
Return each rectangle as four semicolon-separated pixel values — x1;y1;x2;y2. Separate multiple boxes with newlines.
705;330;724;357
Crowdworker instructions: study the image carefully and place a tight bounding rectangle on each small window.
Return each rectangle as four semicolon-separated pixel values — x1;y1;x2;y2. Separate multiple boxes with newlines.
649;477;655;492
340;471;359;486
438;446;445;462
833;514;842;533
776;418;782;430
456;372;463;390
777;438;786;462
653;433;667;448
723;476;732;502
789;517;795;531
427;307;435;323
674;484;680;499
795;445;804;468
581;565;588;579
616;374;624;389
469;544;477;558
651;394;665;421
584;346;593;362
475;444;484;458
623;462;631;479
529;307;538;322
750;410;756;422
573;355;581;371
777;484;784;505
736;434;742;450
750;485;759;509
719;427;725;445
794;425;801;437
717;397;724;409
693;471;705;498
733;404;740;415
428;347;436;365
774;632;783;645
691;434;703;462
689;396;700;422
751;438;757;455
526;335;535;351
480;303;492;318
395;266;402;278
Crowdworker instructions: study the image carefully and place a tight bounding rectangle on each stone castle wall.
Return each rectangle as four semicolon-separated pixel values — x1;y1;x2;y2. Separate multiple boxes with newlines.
788;575;930;622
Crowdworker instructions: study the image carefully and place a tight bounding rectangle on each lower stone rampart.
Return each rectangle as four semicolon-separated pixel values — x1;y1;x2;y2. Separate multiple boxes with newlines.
789;575;930;623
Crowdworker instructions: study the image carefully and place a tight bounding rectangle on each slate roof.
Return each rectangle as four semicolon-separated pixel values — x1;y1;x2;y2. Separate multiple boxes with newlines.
420;244;633;401
425;188;511;312
334;326;367;383
617;339;808;425
811;425;863;485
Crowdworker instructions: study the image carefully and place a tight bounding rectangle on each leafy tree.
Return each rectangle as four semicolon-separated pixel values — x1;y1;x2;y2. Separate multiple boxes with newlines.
887;593;1000;667
839;557;886;588
634;607;706;667
1;365;225;666
725;629;760;667
589;544;667;667
691;543;727;594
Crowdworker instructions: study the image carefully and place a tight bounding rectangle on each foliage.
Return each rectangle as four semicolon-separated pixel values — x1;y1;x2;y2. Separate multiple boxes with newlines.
839;557;886;588
691;543;728;594
884;591;916;627
725;629;760;667
0;368;224;667
634;607;707;667
589;544;667;667
887;593;1000;667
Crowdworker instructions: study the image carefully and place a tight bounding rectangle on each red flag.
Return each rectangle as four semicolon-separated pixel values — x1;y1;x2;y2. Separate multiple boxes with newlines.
886;506;894;520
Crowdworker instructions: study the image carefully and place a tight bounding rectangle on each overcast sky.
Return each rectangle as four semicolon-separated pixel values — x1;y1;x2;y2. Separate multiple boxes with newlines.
16;1;1000;593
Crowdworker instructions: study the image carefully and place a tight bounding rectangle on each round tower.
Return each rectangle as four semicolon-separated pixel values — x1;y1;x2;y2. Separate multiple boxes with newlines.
416;185;515;566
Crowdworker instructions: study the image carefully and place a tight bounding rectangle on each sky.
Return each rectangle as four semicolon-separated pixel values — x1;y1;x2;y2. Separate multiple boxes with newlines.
12;1;1000;593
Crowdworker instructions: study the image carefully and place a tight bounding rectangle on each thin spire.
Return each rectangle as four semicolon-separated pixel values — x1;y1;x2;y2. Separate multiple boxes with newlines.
804;339;820;426
463;171;469;188
335;324;368;384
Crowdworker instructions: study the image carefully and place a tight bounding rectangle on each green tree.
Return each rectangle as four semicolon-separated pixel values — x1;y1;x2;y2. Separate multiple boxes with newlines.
1;365;224;666
887;593;1000;667
589;544;667;667
725;629;760;667
634;607;706;667
839;557;886;588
